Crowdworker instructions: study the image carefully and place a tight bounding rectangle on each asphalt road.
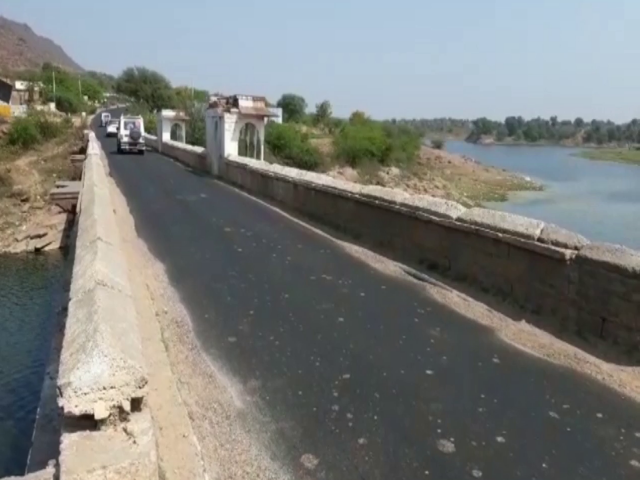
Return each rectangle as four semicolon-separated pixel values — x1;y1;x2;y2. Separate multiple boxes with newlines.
93;116;640;480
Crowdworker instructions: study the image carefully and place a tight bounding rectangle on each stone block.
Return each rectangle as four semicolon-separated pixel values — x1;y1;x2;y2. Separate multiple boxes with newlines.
538;223;590;250
575;242;640;277
457;207;544;241
59;410;157;480
58;284;147;417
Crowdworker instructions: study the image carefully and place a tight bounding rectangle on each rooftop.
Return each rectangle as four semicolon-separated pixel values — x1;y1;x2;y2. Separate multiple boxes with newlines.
208;94;277;117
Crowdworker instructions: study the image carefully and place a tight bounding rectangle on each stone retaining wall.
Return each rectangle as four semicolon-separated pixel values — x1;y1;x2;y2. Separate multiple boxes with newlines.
56;132;156;479
147;138;640;350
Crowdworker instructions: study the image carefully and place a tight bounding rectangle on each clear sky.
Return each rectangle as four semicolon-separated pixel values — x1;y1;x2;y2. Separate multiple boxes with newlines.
2;0;638;121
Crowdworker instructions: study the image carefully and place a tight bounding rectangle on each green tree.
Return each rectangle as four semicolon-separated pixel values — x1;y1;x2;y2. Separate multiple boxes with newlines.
115;66;176;111
174;86;209;109
349;110;369;125
574;117;585;128
504;116;519;137
314;100;332;126
276;93;307;123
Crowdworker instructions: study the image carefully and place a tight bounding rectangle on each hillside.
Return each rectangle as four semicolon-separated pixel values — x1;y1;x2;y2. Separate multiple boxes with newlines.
0;16;83;73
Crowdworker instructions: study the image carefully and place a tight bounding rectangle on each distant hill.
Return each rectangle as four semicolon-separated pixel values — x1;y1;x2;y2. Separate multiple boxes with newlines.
0;15;83;73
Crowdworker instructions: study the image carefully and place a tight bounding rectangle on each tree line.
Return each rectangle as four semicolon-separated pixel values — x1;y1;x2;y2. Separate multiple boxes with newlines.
466;115;640;145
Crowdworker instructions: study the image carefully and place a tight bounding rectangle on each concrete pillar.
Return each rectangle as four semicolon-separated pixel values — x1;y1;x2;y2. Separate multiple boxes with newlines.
205;110;226;176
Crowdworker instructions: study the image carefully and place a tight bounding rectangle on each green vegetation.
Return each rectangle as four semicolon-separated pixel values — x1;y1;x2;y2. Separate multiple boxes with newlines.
431;138;445;150
265;122;322;170
391;118;472;139
465;116;640;146
276;94;307;123
574;147;640;165
3;112;73;151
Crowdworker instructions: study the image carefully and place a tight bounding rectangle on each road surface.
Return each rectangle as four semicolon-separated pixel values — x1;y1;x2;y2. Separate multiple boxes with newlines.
93;117;640;479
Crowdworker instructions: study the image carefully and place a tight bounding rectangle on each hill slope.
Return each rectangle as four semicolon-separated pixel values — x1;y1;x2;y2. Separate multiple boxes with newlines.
0;16;83;73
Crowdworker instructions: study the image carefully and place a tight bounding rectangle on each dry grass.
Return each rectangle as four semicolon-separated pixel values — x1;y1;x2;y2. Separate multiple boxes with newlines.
0;126;84;246
318;142;542;207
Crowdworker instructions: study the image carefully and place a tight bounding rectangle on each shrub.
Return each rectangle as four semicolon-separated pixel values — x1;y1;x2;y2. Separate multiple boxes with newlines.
431;138;445;150
30;112;63;140
6;117;41;149
333;121;389;167
265;122;322;171
53;91;84;114
383;124;423;165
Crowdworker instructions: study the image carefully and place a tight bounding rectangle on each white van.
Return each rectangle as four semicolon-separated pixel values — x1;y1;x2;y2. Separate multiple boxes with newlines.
100;112;111;127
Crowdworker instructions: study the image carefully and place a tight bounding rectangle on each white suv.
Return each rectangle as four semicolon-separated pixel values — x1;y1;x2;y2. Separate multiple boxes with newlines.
117;115;146;155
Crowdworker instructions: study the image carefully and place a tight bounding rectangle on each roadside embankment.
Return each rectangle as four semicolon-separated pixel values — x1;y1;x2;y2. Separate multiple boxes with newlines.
147;135;640;355
0;114;86;254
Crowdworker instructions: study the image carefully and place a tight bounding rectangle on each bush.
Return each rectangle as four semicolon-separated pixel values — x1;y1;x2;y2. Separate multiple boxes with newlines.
52;91;84;114
333;121;390;167
6;117;41;149
431;138;445;150
265;122;322;171
383;123;423;165
30;112;63;140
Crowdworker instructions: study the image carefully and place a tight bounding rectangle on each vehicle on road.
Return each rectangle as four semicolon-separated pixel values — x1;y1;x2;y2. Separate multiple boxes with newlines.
100;112;111;127
105;119;119;137
117;115;146;155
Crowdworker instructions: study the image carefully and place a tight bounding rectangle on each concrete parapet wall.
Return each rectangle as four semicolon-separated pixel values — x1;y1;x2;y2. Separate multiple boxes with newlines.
55;131;156;479
153;138;639;349
144;133;208;171
161;139;208;171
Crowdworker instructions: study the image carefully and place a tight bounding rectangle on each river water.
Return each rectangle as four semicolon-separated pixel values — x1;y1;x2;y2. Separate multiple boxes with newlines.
446;141;640;249
0;253;66;478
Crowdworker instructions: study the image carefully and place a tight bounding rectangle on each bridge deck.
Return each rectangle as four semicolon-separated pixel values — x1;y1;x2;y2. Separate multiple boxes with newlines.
94;120;640;480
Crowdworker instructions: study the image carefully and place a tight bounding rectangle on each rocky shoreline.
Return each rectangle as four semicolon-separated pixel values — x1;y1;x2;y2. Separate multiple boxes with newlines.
1;205;74;254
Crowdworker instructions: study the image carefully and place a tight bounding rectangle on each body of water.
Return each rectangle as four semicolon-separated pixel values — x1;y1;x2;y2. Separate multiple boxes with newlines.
446;141;640;249
0;253;66;478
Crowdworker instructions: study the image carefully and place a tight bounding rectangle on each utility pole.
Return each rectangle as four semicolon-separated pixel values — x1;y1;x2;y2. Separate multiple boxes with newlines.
52;70;56;103
78;78;82;97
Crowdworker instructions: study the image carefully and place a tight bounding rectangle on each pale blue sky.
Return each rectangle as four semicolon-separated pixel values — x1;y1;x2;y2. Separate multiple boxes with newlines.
2;0;639;121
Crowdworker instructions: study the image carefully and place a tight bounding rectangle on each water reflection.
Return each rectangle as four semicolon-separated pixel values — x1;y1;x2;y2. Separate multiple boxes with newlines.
0;253;65;477
446;141;640;248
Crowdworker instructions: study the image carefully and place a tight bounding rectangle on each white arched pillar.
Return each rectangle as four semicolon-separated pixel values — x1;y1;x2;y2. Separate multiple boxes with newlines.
156;109;188;152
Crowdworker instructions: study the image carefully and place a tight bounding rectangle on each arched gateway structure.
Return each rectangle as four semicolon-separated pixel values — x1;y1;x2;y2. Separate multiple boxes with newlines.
205;94;278;175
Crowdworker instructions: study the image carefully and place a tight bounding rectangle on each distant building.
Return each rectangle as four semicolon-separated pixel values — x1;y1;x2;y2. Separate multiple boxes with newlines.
9;80;43;105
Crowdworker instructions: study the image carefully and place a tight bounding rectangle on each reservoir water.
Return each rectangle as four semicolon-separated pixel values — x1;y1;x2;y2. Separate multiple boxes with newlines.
0;253;66;477
446;141;640;249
